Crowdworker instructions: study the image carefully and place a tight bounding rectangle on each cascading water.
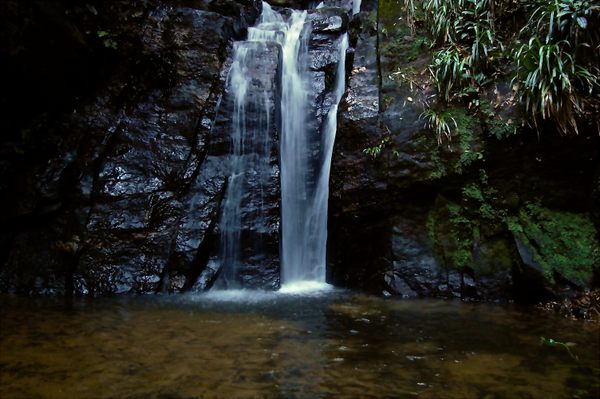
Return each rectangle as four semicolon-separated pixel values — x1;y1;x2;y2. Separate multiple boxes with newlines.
218;1;349;290
217;7;283;288
302;34;348;283
280;32;348;288
353;0;362;15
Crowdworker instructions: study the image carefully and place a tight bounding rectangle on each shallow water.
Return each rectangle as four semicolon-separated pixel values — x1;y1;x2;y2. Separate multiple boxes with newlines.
1;290;599;399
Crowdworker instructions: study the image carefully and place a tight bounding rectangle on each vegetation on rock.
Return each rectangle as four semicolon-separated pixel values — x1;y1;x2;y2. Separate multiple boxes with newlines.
506;203;598;287
419;0;599;138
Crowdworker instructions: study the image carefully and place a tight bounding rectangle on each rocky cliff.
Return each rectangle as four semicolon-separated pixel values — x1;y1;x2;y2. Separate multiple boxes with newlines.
1;0;598;301
0;0;356;295
329;0;599;302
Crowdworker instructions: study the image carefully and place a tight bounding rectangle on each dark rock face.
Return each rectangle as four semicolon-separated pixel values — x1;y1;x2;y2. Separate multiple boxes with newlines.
329;8;388;291
306;6;351;165
328;0;599;302
2;0;596;301
0;0;262;295
0;0;357;296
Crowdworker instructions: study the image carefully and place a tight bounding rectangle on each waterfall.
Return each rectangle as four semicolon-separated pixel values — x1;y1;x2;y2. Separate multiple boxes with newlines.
352;0;362;15
217;4;283;288
217;43;249;288
303;34;348;283
280;35;348;287
278;10;312;285
218;1;348;290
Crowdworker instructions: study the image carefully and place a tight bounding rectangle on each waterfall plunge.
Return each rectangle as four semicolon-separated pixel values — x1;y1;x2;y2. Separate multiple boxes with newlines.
281;32;348;288
219;1;348;290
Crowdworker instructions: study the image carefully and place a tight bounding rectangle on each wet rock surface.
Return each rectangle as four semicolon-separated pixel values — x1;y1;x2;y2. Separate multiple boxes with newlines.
0;0;261;295
0;0;358;295
206;40;282;290
1;0;597;301
328;0;599;302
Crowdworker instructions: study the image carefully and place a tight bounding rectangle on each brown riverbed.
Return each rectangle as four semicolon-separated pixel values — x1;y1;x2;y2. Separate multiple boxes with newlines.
1;290;599;398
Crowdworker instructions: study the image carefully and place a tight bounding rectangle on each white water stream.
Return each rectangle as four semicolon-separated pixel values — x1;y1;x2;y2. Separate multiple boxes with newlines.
220;1;348;290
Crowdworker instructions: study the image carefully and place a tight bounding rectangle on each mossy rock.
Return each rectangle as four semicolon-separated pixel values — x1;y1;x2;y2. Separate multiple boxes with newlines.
425;106;485;180
472;237;515;276
427;195;475;270
507;203;599;288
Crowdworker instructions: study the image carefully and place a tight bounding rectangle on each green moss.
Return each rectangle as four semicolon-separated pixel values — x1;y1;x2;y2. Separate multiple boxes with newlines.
462;183;484;201
488;118;517;139
462;172;508;222
505;215;523;234
380;0;431;69
479;203;499;220
428;197;475;270
429;148;447;179
478;99;518;139
508;203;598;286
476;238;515;275
452;107;483;173
423;106;484;178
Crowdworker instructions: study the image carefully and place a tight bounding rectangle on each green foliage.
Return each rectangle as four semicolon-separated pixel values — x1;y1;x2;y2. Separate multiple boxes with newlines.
428;146;448;179
477;99;519;139
423;0;496;46
421;107;483;175
469;26;496;68
461;169;506;220
420;107;457;144
424;0;504;103
540;337;579;360
428;198;475;269
524;0;599;47
513;0;599;134
462;182;484;201
513;37;597;134
97;30;118;50
404;0;419;34
431;46;471;101
363;144;384;159
507;202;598;286
424;0;461;44
363;135;400;160
452;107;483;172
421;0;599;136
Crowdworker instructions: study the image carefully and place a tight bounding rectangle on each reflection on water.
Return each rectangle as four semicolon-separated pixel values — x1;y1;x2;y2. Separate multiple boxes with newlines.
1;291;599;398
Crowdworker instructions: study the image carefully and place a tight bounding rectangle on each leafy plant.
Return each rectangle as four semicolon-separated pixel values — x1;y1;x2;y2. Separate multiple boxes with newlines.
524;0;599;47
363;136;391;159
513;0;599;134
425;0;502;101
513;37;597;133
431;46;471;101
404;0;418;35
420;107;457;144
540;336;579;360
97;30;118;50
424;0;497;45
469;25;499;70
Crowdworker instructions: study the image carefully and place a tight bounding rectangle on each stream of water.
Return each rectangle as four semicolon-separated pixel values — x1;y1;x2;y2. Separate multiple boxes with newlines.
218;1;349;288
1;292;598;398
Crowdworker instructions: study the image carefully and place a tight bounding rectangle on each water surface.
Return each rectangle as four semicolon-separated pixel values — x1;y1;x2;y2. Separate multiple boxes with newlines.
1;290;599;398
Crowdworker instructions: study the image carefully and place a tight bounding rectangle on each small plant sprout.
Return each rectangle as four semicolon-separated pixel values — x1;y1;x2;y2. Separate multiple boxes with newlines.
540;336;579;360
